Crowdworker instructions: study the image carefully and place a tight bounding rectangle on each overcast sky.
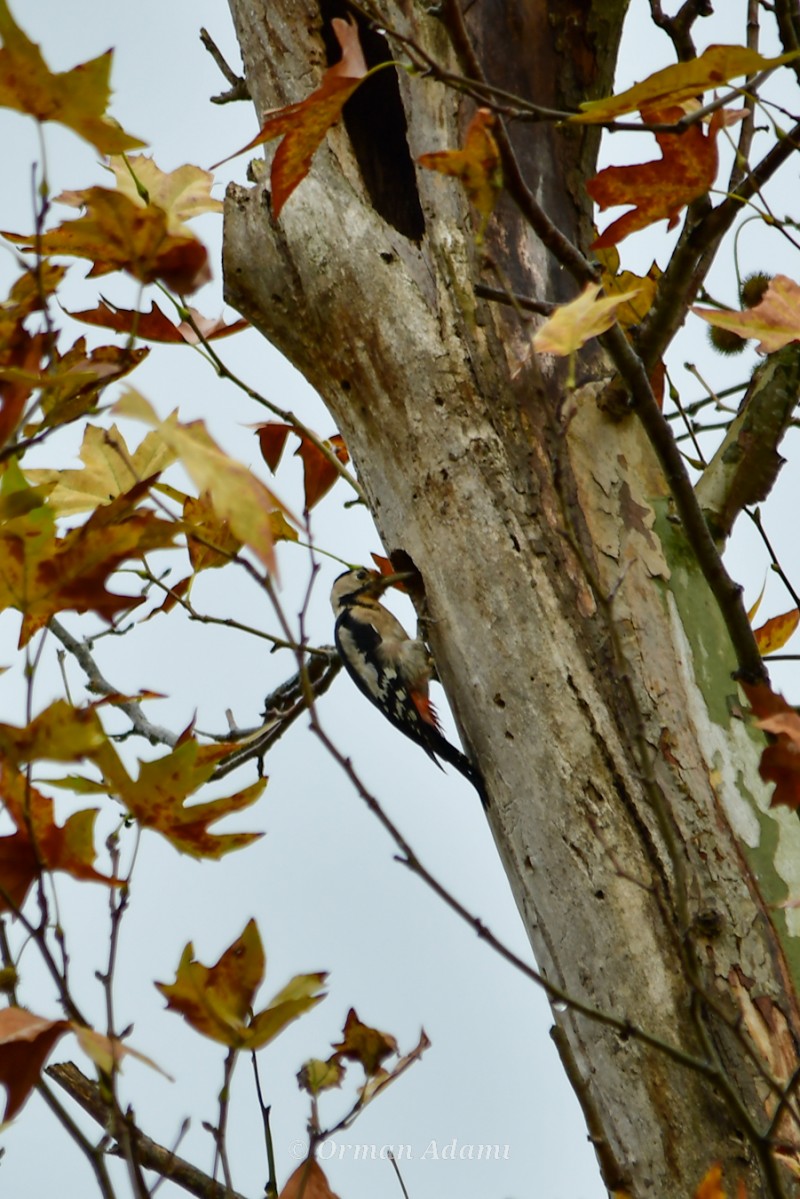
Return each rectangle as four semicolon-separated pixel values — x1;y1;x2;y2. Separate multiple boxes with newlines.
1;3;798;1199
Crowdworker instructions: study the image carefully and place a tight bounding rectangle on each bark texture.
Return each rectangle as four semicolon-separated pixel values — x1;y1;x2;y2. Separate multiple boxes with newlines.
222;3;800;1194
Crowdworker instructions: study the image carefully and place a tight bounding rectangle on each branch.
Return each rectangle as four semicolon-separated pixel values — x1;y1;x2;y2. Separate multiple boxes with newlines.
648;0;714;60
49;618;179;748
46;1063;249;1199
199;27;250;104
695;345;800;542
600;324;767;682
211;650;341;780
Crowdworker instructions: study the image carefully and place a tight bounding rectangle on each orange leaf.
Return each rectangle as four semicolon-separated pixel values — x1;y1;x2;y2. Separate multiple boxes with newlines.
0;0;144;153
741;682;800;810
257;422;293;472
418;108;502;242
572;45;800;124
0;1008;70;1123
0;765;115;892
587;106;722;249
533;282;642;355
754;609;800;655
213;17;368;216
694;275;800;354
295;436;342;510
156;920;326;1049
3;187;210;294
281;1159;341;1199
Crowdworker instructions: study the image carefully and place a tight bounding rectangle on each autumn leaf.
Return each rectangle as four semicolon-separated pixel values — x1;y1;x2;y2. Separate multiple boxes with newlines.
0;469;177;646
26;422;176;517
71;1025;169;1079
3;184;210;294
571;45;800;124
69;299;249;345
694;275;800;353
156;920;326;1048
0;337;147;438
297;1056;346;1095
104;156;222;234
0;698;107;766
332;1008;398;1075
532;282;641;355
0;1008;70;1123
0;832;40;912
184;491;242;572
83;731;265;858
328;1011;430;1113
595;246;661;329
281;1159;341;1199
212;16;369;217
741;681;800;810
418;108;503;242
754;609;799;655
587;106;723;249
120;392;293;573
257;422;349;511
0;764;115;897
0;0;144;153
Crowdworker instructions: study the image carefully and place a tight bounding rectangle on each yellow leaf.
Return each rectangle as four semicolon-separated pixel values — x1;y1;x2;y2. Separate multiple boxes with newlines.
27;423;176;516
105;156;222;237
746;577;767;623
533;283;641;356
118;392;296;573
156;920;326;1049
0;0;144;153
572;45;800;124
754;608;800;655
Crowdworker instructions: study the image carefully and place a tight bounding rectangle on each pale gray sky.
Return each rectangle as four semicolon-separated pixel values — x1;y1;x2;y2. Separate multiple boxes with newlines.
0;3;798;1199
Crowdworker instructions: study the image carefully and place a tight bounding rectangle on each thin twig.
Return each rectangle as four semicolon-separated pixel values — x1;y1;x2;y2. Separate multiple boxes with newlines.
47;1063;248;1199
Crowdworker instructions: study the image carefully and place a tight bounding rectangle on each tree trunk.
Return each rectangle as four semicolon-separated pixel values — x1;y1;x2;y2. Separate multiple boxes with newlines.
221;3;800;1193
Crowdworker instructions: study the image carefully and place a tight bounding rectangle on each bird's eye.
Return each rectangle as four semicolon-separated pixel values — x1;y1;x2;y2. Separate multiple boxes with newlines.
356;569;368;580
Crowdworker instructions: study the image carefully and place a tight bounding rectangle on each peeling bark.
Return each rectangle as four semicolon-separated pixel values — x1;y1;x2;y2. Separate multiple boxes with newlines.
222;4;800;1193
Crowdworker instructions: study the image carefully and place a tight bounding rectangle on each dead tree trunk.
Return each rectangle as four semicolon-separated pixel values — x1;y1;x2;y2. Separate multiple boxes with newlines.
221;3;800;1193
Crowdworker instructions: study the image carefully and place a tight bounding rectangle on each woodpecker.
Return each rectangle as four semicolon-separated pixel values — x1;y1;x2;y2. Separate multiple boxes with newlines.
330;568;486;805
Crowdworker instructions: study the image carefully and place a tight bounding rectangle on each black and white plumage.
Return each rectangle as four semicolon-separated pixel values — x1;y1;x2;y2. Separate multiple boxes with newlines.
330;568;486;804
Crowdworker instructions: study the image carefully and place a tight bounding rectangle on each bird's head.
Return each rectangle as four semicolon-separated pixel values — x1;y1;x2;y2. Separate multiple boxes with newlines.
330;567;410;614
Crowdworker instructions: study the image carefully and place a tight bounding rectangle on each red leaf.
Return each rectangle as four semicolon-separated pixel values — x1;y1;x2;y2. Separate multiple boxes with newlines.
741;682;800;809
587;107;723;248
212;18;368;217
0;1008;70;1122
